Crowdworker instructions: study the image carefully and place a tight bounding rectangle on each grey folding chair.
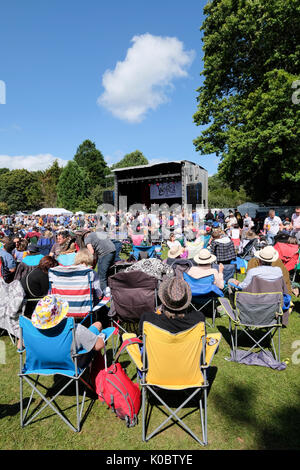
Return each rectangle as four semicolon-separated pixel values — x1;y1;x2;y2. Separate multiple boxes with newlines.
219;290;283;363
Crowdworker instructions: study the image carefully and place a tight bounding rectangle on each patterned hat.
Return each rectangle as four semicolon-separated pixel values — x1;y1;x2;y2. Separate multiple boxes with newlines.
158;278;192;314
31;295;69;330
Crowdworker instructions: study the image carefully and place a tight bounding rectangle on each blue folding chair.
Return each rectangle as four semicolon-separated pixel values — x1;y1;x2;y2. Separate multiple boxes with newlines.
131;245;157;260
183;273;224;327
18;316;100;432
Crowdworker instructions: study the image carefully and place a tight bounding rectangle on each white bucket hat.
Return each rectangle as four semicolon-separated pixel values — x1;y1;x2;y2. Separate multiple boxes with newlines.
254;246;279;263
194;248;216;265
168;244;184;259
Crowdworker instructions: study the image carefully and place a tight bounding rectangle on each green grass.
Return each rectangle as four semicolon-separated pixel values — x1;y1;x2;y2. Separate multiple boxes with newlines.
1;253;300;450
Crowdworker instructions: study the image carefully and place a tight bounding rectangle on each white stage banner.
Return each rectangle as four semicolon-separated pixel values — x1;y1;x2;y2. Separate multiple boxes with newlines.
150;181;182;200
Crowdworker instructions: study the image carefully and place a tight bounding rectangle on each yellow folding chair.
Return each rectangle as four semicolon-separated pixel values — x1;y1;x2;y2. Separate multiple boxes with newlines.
122;321;221;445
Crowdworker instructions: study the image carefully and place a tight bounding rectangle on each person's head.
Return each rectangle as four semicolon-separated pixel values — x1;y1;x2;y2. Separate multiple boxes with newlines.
31;295;69;330
74;248;94;266
4;240;16;254
287;236;298;245
38;256;58;273
44;230;53;239
295;206;300;216
17;239;28;252
169;232;176;242
158;278;192;319
268;209;275;219
254;246;279;265
193;249;216;266
56;230;69;245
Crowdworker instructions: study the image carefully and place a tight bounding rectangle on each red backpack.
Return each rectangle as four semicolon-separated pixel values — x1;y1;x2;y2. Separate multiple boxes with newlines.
91;338;142;427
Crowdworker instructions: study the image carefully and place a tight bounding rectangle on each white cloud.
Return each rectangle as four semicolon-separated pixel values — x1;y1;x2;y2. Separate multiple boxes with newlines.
97;33;195;123
0;154;68;171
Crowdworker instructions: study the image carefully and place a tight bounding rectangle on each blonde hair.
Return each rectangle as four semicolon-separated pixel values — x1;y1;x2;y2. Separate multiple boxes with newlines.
74;248;93;266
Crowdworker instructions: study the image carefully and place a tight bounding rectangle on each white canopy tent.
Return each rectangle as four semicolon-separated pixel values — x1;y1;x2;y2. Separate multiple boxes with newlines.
32;208;73;216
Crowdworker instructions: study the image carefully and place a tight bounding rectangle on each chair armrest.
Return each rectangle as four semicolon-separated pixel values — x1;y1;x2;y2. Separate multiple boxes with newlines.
228;281;242;290
120;333;144;371
218;297;238;322
202;333;222;368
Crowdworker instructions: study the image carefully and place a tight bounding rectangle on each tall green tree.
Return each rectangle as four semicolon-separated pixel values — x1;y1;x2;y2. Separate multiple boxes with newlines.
74;139;108;186
57;161;90;212
41;159;63;207
193;0;300;203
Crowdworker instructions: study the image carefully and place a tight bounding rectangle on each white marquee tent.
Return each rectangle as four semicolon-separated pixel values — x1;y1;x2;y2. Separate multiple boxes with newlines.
32;208;73;216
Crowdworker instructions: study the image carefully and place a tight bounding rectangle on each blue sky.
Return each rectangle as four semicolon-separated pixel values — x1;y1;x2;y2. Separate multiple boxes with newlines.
0;0;219;175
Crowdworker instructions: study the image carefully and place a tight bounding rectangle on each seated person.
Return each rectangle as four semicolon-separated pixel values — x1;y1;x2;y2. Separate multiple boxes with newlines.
18;295;106;368
49;230;76;259
210;228;236;264
187;249;224;290
13;239;28;264
20;255;58;298
246;247;292;296
229;246;283;290
139;277;205;336
23;244;44;266
73;248;103;304
0;240;17;282
166;232;182;250
165;244;185;266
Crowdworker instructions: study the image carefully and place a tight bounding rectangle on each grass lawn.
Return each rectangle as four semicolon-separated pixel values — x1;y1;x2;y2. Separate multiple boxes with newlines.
1;251;300;451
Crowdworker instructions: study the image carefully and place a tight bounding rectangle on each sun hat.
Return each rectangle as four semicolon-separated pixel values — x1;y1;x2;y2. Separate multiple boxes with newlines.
168;244;184;259
194;248;216;265
254;246;279;263
31;295;69;330
158;278;192;315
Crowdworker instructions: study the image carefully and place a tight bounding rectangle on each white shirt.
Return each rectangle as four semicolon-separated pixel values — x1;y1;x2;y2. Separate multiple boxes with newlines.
239;266;282;290
292;213;300;232
264;216;282;235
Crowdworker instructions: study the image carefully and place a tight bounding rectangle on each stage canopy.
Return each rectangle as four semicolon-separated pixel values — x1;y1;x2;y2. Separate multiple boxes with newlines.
32;208;73;216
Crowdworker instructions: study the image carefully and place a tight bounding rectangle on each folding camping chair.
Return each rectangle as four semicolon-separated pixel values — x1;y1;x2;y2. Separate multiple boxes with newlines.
131;245;157;261
18;316;96;432
219;289;283;363
183;273;224;327
121;321;221;445
169;258;193;279
48;265;95;326
108;270;159;353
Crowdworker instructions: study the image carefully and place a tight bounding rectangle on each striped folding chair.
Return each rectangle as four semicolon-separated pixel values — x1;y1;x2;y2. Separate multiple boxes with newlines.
48;265;94;325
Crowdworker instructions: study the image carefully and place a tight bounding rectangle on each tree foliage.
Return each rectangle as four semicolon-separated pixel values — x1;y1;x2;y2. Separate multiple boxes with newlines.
194;0;300;203
57;161;90;212
74;139;108;185
110;150;148;170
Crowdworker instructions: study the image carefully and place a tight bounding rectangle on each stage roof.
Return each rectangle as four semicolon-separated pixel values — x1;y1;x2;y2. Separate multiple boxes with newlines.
110;160;206;173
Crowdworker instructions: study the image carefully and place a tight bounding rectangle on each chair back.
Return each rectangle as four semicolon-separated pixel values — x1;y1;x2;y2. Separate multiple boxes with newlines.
132;245;156;260
108;270;158;322
19;316;75;374
49;265;93;318
183;272;223;298
235;291;283;326
143;321;206;388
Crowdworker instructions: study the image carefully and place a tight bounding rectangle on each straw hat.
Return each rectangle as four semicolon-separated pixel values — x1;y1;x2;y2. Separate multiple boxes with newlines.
31;295;69;330
158;278;192;315
168;244;184;259
194;248;216;265
254;246;279;263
